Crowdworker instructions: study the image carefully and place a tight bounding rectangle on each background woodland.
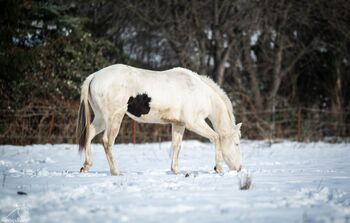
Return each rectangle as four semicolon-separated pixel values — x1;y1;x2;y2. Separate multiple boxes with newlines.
1;0;349;144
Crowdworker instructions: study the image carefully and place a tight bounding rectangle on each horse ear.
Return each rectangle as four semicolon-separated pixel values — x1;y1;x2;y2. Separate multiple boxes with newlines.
236;122;242;130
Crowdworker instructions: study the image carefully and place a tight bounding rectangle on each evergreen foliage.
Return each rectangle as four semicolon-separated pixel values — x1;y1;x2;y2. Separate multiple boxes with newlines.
0;0;123;108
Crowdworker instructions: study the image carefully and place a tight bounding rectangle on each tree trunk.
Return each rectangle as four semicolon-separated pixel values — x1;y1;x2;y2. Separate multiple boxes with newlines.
215;46;231;86
333;58;344;136
243;35;263;111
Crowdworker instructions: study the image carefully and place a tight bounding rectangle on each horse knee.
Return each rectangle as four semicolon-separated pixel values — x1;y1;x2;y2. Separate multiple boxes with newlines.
172;141;181;150
212;134;219;144
102;133;113;149
103;142;114;150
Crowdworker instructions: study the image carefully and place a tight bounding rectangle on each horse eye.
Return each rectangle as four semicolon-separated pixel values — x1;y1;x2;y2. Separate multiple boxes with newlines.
235;143;239;146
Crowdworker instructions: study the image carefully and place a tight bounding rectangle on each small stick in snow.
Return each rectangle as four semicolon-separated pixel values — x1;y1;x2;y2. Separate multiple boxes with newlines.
2;173;6;187
17;191;28;195
238;170;252;190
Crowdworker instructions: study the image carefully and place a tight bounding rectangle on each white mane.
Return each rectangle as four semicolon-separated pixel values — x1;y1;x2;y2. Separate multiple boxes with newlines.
199;76;236;124
173;67;235;124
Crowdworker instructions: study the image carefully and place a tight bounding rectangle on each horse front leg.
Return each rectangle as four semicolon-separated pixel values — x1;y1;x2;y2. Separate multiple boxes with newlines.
186;119;221;173
214;144;224;173
171;124;185;174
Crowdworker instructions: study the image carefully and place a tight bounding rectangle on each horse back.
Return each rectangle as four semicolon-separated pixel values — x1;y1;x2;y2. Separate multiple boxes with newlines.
89;64;214;123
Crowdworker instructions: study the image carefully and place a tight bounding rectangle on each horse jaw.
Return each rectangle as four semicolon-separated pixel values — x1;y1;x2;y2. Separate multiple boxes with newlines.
221;133;242;171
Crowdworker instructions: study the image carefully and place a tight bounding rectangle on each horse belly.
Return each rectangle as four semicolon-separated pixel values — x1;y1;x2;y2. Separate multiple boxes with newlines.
126;93;184;125
127;105;184;125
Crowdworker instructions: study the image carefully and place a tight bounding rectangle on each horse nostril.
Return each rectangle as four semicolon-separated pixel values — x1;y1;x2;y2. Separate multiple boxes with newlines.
237;165;242;172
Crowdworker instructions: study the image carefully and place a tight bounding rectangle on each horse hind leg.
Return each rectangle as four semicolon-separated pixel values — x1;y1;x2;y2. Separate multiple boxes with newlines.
102;113;124;176
80;117;105;173
171;124;185;174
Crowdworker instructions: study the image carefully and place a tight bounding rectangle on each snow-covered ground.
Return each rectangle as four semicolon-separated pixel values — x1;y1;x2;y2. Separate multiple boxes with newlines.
0;140;349;223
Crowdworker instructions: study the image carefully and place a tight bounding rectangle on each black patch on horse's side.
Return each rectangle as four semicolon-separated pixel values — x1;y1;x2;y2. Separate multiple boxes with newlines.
127;93;152;117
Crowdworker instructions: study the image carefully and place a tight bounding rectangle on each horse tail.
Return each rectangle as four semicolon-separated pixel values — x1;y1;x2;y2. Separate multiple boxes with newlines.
76;74;94;153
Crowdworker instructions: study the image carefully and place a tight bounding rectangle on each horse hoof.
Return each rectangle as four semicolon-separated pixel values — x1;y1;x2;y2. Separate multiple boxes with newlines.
171;167;179;175
110;170;120;176
214;166;222;173
80;167;90;173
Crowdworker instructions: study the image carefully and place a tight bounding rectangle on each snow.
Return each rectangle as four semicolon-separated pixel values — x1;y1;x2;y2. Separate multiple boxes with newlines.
0;140;350;222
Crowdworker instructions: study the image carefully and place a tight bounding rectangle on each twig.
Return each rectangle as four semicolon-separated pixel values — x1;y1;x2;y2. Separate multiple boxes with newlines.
2;172;6;187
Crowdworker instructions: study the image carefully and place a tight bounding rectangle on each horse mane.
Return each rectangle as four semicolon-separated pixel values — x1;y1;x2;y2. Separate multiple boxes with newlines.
198;76;236;124
172;67;235;124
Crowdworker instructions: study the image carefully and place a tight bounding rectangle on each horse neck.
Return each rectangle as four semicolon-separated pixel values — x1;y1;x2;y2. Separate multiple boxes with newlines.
208;98;233;136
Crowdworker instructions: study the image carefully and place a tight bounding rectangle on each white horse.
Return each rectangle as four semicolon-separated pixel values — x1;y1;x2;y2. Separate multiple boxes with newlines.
76;64;242;175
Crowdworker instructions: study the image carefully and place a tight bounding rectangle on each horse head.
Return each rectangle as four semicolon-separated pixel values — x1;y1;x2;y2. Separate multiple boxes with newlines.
222;123;243;172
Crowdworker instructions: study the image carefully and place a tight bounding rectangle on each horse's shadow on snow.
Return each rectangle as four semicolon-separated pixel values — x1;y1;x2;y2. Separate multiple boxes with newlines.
71;169;215;177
